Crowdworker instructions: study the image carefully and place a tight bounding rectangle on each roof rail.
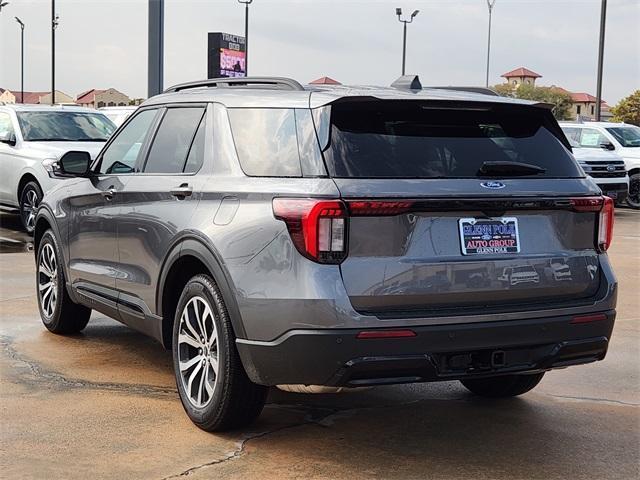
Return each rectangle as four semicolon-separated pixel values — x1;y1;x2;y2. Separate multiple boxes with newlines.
429;86;499;96
164;77;305;93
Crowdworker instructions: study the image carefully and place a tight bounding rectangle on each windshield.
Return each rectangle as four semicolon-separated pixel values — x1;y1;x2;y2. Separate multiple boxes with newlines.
606;126;640;147
322;101;582;178
17;111;116;141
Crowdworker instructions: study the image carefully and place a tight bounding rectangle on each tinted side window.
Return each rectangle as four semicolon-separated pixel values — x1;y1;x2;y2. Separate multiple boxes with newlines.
99;109;157;174
184;116;206;174
144;107;205;173
228;108;301;177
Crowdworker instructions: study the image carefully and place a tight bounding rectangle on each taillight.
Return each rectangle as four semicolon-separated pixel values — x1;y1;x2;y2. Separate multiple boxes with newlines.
570;196;614;252
272;198;347;264
597;196;614;252
348;200;414;216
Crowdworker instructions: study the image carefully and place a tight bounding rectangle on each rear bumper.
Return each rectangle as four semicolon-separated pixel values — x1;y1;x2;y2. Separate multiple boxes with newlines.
236;310;615;387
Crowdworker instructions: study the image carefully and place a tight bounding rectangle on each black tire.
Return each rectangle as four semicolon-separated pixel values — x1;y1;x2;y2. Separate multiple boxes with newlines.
19;181;43;235
172;274;267;432
627;173;640;210
37;230;92;334
461;372;545;398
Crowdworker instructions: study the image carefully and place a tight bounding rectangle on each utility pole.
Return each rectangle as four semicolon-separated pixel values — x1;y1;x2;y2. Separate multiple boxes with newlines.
51;0;59;105
396;8;419;76
595;0;607;121
148;0;164;97
16;17;24;103
485;0;496;88
238;0;253;76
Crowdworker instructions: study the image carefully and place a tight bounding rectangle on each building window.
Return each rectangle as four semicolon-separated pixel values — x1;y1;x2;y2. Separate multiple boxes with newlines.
512;80;517;85
577;105;581;115
591;105;595;115
97;101;105;108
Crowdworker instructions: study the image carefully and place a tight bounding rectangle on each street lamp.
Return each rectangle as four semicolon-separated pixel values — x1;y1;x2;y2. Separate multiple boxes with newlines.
485;0;496;87
396;8;419;76
237;0;253;76
51;0;59;105
0;2;10;13
15;16;24;104
595;0;607;121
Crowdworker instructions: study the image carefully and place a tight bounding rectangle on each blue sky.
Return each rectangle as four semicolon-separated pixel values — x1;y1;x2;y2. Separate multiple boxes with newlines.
1;0;638;104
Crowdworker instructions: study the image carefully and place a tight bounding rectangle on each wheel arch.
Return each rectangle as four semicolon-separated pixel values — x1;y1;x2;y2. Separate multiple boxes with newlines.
627;167;640;177
157;235;247;349
17;173;40;201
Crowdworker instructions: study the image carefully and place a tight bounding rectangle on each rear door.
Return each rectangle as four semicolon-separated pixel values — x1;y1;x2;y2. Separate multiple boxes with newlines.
320;100;602;316
115;104;208;324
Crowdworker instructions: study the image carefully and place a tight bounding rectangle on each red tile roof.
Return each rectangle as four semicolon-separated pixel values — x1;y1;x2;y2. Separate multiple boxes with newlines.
570;92;599;103
8;90;49;104
309;76;341;85
501;67;542;79
76;89;106;103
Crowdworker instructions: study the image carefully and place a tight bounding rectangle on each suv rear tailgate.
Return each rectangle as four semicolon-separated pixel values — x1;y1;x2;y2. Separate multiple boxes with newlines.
335;181;602;316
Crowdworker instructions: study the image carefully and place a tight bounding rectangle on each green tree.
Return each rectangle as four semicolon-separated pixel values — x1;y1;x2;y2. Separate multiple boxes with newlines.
492;83;574;120
611;90;640;126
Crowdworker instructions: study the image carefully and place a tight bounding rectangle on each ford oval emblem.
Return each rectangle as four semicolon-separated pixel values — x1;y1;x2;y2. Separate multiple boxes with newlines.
606;164;616;172
480;181;506;190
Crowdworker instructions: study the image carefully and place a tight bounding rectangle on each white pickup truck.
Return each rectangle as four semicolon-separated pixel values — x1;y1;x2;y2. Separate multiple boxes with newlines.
561;122;640;209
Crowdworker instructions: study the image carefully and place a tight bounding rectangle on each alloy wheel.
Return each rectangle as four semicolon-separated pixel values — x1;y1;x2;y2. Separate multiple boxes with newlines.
177;296;219;408
38;243;58;318
21;188;39;232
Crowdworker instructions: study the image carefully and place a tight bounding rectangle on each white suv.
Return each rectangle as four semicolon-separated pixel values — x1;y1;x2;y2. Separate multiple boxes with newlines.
0;104;116;232
560;121;640;209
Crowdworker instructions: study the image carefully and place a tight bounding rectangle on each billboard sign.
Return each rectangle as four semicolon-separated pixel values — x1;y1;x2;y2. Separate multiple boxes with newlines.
208;32;246;78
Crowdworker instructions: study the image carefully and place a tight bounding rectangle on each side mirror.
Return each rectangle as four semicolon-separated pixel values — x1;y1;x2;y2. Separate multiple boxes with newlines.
600;142;615;151
0;131;17;147
57;151;92;177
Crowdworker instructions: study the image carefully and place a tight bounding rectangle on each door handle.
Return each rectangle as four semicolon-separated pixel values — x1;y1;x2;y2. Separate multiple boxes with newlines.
170;183;193;199
101;186;116;200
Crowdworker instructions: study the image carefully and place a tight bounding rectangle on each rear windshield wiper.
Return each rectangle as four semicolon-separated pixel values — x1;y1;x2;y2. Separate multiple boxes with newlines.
478;161;546;176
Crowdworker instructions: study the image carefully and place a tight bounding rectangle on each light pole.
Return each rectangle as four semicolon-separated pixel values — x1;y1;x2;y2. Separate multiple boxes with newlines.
485;0;496;87
15;17;24;104
51;0;59;105
0;2;10;13
595;0;607;121
148;0;164;97
238;0;253;76
396;8;419;76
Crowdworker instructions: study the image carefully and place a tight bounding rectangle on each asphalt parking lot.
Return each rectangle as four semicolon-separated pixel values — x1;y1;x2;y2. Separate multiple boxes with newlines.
0;210;638;480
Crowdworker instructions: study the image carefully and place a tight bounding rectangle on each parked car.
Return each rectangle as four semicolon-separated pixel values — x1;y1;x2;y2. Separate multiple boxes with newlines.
562;134;629;204
34;76;617;432
0;104;116;233
560;121;640;209
99;106;137;127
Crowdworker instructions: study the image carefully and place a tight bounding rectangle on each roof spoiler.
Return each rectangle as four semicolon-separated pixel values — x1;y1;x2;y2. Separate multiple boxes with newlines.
391;75;422;91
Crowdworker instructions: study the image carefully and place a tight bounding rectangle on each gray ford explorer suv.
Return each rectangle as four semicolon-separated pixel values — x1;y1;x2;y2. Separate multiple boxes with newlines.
34;76;617;432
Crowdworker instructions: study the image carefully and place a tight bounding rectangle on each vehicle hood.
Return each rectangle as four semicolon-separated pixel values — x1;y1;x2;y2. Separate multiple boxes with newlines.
572;148;623;162
21;141;105;160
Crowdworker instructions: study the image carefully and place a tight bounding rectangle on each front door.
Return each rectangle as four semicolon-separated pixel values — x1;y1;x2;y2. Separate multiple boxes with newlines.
67;108;159;315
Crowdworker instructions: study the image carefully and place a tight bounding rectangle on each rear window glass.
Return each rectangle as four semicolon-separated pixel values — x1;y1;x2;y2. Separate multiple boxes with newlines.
228;108;301;177
323;102;582;179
